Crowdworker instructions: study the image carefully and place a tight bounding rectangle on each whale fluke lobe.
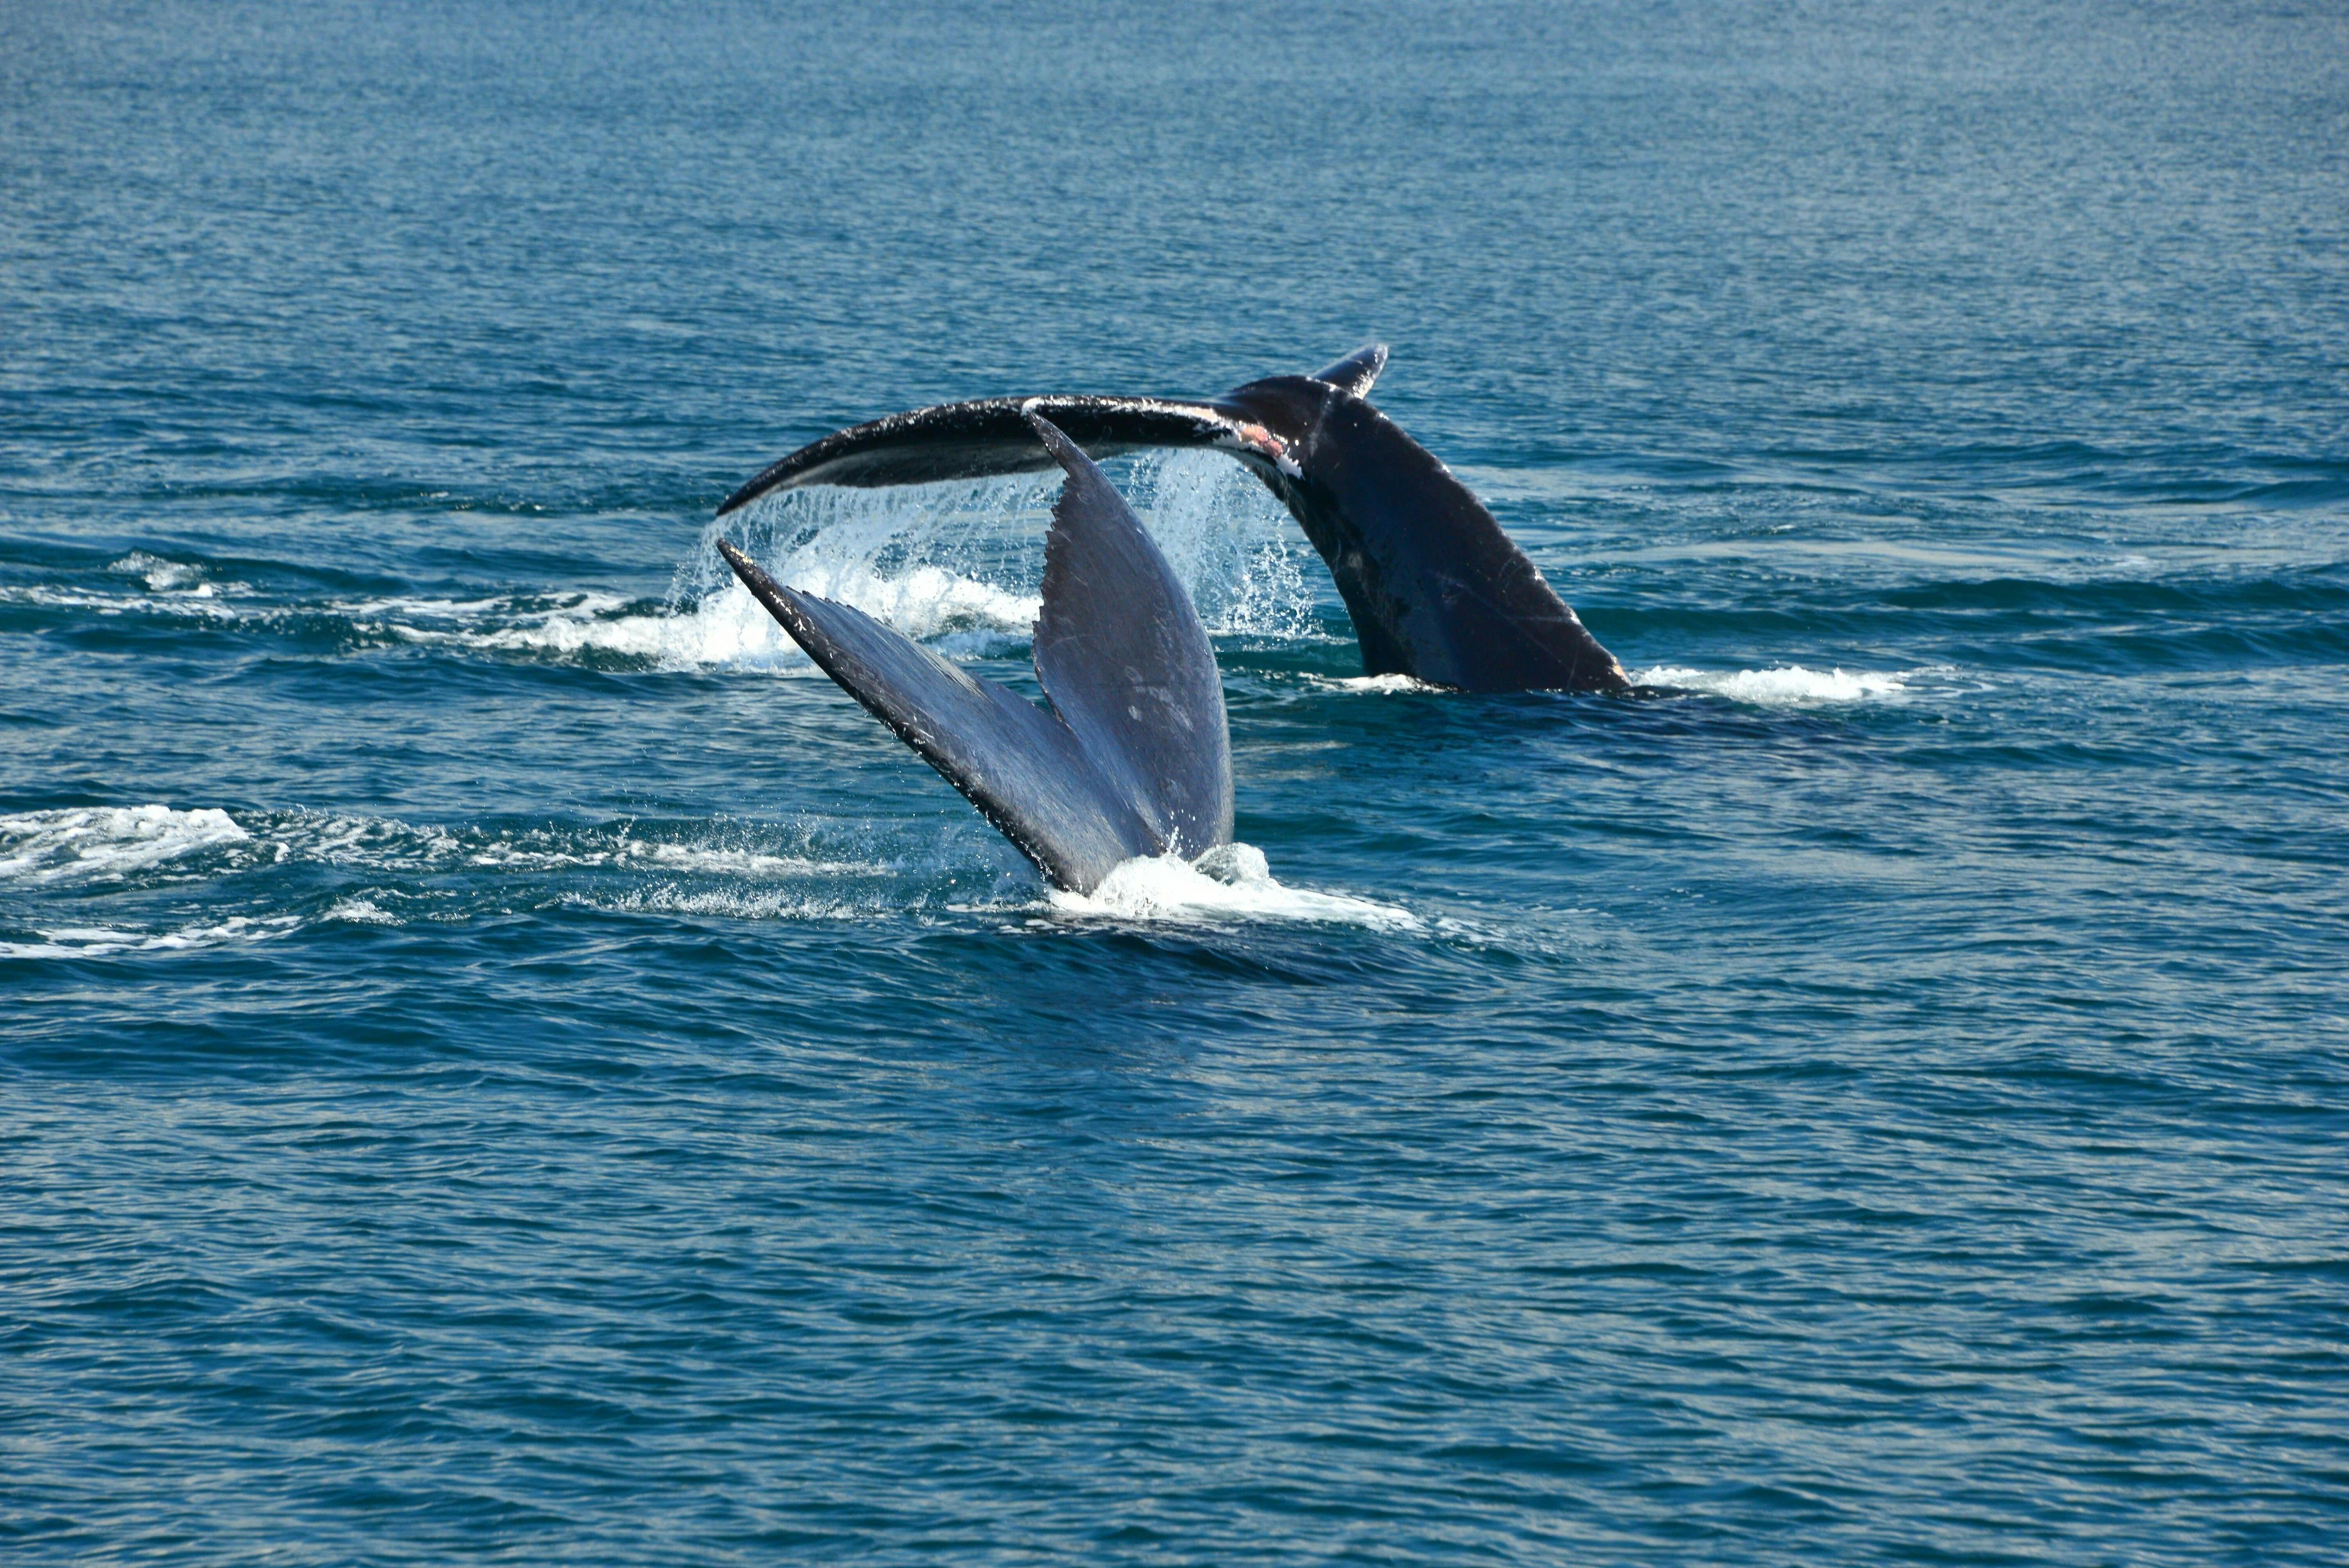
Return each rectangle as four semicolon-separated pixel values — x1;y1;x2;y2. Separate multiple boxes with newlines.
1212;376;1632;694
715;397;1242;512
1027;415;1233;857
714;413;1233;893
717;346;1632;694
716;540;1145;891
1310;343;1389;397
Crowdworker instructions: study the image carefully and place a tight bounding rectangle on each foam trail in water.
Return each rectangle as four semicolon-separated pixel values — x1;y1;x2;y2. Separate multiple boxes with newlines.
391;586;804;668
1637;664;1913;706
1048;844;1421;931
0;807;917;958
0;806;252;884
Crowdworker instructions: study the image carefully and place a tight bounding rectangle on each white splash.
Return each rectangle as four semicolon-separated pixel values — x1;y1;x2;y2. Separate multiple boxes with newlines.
0;805;252;884
1049;843;1421;931
1313;673;1441;695
780;562;1040;643
1123;449;1322;638
367;588;800;668
109;552;218;596
1637;664;1911;706
699;448;1324;659
394;566;1037;672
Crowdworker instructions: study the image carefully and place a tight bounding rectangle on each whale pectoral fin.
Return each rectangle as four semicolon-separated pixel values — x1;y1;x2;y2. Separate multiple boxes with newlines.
716;542;1151;892
1024;413;1235;858
1308;344;1390;398
717;396;1245;514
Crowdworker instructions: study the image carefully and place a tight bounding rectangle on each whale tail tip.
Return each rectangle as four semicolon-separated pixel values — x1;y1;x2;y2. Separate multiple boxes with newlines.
1310;344;1389;397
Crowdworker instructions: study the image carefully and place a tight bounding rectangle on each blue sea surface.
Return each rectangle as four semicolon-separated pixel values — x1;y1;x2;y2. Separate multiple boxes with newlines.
5;1;2347;1561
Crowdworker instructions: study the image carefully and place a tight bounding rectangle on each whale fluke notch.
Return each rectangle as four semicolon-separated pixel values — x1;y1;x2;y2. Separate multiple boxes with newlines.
715;411;1232;893
716;345;1632;694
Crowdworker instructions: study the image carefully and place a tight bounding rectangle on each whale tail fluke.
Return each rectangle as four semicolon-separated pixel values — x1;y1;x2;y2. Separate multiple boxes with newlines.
715;412;1234;893
1027;414;1234;857
712;347;1386;514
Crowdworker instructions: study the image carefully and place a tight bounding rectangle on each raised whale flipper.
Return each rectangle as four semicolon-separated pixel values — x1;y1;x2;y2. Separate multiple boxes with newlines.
714;412;1234;893
715;346;1630;694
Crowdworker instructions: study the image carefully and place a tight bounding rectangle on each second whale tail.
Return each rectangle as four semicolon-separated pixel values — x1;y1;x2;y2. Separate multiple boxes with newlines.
716;345;1629;695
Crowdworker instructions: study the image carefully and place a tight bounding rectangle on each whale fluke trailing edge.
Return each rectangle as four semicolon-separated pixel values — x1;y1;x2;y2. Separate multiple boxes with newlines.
717;346;1630;694
716;411;1231;895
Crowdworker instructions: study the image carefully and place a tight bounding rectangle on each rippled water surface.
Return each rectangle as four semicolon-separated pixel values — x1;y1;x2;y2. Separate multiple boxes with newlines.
5;2;2347;1561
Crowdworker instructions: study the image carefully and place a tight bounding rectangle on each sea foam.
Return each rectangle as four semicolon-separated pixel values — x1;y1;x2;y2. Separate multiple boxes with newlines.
1049;844;1420;931
0;805;252;884
1636;664;1913;706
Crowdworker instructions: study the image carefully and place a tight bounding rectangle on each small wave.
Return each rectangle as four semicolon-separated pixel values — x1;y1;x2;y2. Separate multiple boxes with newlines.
0;914;297;959
275;813;881;880
0;807;909;956
0;805;253;884
460;836;867;877
1048;844;1421;931
583;885;882;921
1636;664;1913;706
1;806;881;891
2;581;240;620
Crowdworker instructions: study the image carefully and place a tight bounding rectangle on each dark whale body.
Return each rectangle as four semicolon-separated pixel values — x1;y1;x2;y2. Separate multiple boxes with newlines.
718;348;1630;695
718;413;1230;895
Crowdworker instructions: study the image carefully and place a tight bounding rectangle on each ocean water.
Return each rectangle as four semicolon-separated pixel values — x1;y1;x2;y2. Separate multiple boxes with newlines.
5;1;2347;1560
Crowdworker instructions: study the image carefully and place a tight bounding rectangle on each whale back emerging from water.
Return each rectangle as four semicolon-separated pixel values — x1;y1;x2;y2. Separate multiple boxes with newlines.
717;412;1231;894
717;347;1629;694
